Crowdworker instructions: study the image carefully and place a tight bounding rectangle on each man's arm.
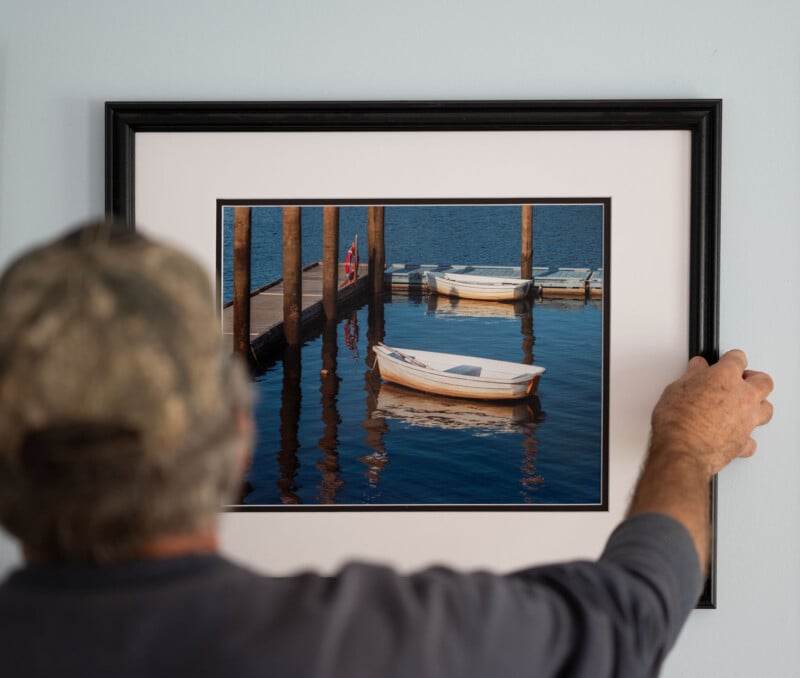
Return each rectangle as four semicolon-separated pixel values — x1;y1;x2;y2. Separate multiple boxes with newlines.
284;351;773;678
627;349;774;573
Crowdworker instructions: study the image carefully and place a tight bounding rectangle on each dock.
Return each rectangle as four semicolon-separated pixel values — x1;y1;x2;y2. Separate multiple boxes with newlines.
224;203;605;364
385;263;603;299
227;261;602;360
222;262;368;356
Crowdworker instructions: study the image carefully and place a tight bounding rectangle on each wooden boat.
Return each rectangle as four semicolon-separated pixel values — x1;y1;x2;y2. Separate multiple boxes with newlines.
372;343;545;400
443;272;531;285
424;271;532;301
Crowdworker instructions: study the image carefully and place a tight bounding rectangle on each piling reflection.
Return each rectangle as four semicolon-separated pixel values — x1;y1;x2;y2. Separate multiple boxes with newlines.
521;307;534;366
277;343;302;504
360;295;389;489
343;308;360;359
316;318;343;504
519;396;546;501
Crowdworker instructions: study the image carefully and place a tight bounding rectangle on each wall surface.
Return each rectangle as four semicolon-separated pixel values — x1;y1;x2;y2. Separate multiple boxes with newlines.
1;1;798;675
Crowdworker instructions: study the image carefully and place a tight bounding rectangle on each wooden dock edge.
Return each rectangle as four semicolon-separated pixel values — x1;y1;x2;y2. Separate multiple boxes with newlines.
383;264;602;300
250;275;369;361
387;278;603;300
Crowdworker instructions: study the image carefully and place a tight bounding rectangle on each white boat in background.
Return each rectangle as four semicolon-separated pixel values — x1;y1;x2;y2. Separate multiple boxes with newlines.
372;343;545;400
374;382;540;432
443;272;531;285
424;271;532;301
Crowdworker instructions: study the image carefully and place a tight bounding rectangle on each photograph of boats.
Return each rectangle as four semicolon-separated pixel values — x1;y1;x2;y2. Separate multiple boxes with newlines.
221;201;607;508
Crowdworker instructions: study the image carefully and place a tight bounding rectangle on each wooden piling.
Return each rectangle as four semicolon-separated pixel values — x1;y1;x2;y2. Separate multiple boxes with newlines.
283;206;302;347
367;206;385;299
233;206;252;358
322;207;340;320
521;204;533;280
362;242;388;486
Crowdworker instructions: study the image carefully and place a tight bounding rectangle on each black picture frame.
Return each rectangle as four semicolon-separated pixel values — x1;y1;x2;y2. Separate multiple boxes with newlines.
106;99;719;362
105;100;721;607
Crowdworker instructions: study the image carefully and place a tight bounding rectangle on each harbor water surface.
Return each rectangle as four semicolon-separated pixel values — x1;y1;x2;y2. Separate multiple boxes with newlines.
223;204;604;507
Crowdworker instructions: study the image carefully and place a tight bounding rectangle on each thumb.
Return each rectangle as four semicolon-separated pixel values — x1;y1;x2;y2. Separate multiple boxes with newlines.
686;355;709;374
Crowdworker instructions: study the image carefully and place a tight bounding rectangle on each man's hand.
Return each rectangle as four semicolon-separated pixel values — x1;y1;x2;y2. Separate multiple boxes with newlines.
650;349;774;478
628;350;774;574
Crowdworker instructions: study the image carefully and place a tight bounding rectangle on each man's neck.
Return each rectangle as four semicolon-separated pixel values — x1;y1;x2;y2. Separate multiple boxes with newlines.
136;530;220;560
23;529;220;564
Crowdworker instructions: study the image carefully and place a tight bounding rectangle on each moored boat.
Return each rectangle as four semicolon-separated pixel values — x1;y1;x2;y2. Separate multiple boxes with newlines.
424;271;532;301
372;343;544;400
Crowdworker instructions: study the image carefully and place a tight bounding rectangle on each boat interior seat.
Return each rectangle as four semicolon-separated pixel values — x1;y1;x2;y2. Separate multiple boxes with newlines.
444;364;482;376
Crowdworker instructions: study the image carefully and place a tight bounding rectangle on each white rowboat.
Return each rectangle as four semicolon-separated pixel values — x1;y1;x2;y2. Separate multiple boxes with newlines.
443;272;531;285
373;343;545;400
424;271;532;301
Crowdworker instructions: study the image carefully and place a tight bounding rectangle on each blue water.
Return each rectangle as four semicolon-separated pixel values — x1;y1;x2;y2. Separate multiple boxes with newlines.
221;204;602;303
223;203;605;507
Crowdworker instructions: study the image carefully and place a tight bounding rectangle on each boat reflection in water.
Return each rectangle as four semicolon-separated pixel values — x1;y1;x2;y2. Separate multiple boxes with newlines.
425;294;532;319
372;381;547;498
373;382;544;434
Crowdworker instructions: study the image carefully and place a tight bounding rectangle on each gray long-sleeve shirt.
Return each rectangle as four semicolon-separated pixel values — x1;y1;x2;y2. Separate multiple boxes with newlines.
0;512;701;678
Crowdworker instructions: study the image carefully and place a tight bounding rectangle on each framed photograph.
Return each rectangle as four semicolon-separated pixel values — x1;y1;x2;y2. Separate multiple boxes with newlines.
217;197;608;511
106;100;720;606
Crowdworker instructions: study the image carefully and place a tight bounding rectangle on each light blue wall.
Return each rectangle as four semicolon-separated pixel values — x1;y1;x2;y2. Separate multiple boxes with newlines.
1;1;799;675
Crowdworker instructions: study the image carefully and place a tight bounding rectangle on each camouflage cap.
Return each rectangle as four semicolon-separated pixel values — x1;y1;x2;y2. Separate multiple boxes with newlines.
0;221;230;460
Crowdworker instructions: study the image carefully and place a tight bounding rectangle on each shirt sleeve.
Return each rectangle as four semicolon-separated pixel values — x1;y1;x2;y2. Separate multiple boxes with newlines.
598;511;705;649
513;511;703;677
312;513;702;678
500;512;703;677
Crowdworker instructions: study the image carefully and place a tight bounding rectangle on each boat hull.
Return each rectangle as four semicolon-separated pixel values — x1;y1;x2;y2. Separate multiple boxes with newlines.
373;344;544;400
424;271;531;301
